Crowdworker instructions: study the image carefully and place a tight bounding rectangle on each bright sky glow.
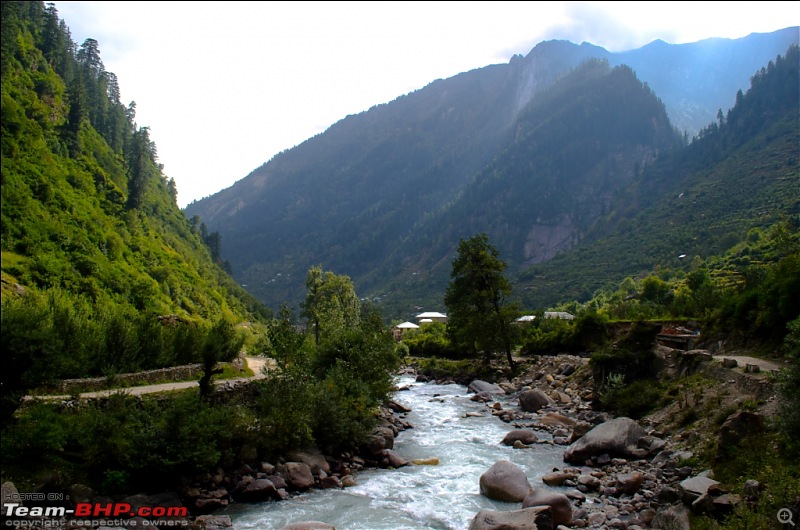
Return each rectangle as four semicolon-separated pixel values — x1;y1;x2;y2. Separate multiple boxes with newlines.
53;1;800;208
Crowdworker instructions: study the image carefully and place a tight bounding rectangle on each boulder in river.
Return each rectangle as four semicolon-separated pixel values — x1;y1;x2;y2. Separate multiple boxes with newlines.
468;380;505;395
479;460;533;502
501;429;539;446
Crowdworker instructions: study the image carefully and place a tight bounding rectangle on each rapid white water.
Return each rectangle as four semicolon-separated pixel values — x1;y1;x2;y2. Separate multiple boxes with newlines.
223;375;565;530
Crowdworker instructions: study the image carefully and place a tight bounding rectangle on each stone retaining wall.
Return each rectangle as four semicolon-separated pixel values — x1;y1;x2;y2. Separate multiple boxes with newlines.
57;364;203;394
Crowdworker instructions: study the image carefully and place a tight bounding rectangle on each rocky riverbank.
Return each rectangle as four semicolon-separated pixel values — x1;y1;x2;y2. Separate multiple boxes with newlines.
2;347;785;530
420;351;784;529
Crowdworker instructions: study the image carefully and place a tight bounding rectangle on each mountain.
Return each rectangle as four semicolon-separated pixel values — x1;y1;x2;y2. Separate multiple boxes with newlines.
1;2;269;381
519;44;800;307
185;28;799;319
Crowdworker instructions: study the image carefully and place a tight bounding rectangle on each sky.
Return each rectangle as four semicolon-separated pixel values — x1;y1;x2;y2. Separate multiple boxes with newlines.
53;1;800;208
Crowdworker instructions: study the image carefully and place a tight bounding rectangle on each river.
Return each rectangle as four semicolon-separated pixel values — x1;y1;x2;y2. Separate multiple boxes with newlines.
221;375;566;529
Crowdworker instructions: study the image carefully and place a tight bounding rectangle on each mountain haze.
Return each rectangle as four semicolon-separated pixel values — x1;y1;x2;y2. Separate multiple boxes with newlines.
185;28;799;318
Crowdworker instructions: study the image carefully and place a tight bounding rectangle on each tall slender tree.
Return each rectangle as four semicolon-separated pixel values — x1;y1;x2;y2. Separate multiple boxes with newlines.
302;265;360;345
444;233;519;373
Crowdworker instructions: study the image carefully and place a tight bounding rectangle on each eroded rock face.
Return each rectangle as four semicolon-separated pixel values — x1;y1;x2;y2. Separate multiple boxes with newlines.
563;417;645;463
479;460;533;502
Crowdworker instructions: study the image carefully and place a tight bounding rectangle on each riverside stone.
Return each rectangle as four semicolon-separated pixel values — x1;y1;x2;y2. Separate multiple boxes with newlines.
479;460;533;502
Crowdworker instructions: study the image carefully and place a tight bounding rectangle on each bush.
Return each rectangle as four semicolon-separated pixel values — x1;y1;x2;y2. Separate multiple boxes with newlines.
599;378;665;419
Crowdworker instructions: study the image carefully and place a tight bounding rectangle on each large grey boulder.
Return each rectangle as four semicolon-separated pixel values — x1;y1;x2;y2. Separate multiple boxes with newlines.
479;460;533;502
468;506;553;530
283;462;315;490
679;473;720;504
563;417;645;463
468;380;505;395
518;389;554;412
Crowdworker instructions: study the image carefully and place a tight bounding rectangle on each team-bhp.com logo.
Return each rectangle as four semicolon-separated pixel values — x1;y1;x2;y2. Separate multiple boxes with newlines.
5;503;187;518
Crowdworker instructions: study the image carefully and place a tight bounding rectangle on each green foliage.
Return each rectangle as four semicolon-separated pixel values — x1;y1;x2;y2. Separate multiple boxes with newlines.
302;265;360;345
264;304;311;370
413;357;494;384
698;430;800;530
2;390;251;492
199;318;246;398
400;322;462;358
590;321;660;398
520;317;576;356
251;367;315;458
777;316;800;454
599;377;666;419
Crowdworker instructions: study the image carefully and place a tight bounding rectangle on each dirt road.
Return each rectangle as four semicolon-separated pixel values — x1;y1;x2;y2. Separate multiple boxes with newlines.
24;356;272;401
712;354;785;373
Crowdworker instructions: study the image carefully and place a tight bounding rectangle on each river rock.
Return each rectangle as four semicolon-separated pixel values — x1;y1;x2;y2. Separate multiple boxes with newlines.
382;449;410;468
234;478;278;502
412;457;440;465
563;417;645;463
650;505;690;530
522;488;573;525
468;380;505;395
541;471;571;486
365;426;395;454
539;412;577;427
679;474;720;504
518;389;553;412
286;447;331;474
615;471;645;495
283;462;315;490
194;515;233;530
479;460;533;502
468;506;553;530
501;429;539;446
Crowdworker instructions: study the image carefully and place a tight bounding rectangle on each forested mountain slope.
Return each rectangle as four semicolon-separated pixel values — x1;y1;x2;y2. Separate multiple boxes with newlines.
0;1;269;412
520;44;800;308
185;28;797;318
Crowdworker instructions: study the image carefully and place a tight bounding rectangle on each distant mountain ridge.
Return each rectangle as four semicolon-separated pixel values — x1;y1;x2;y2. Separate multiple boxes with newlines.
185;28;799;319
